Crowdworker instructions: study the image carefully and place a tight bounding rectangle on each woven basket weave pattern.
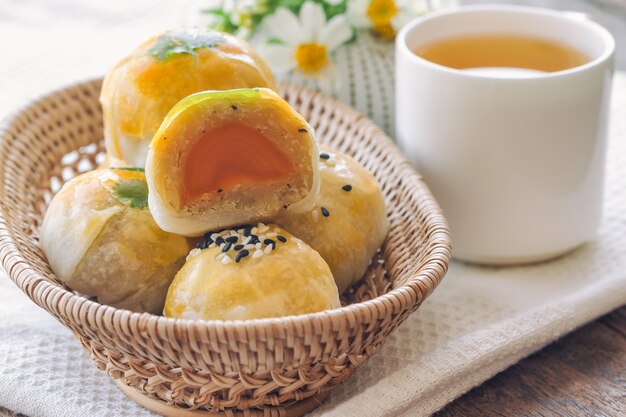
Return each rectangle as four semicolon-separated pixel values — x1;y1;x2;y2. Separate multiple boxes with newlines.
0;80;450;415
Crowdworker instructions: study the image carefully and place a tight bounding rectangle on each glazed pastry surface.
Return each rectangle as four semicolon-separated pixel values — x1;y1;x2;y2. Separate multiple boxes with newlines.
164;223;340;320
146;88;320;236
276;147;388;293
40;168;191;313
100;28;277;167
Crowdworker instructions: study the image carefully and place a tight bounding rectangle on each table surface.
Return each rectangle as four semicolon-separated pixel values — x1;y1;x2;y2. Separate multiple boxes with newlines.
1;0;625;416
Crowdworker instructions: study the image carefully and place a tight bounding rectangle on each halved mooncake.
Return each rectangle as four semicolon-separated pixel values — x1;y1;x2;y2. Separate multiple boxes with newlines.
40;168;192;314
145;88;320;236
100;28;277;167
164;223;340;320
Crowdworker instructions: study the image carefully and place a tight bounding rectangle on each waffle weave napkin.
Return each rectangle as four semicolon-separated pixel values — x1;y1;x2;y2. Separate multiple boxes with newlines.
1;1;625;416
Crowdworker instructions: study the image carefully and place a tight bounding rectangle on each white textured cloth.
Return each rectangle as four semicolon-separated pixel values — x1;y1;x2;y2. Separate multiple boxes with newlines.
1;1;626;417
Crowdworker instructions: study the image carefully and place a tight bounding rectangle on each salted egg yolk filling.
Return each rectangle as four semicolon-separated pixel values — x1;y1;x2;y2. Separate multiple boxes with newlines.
182;123;296;203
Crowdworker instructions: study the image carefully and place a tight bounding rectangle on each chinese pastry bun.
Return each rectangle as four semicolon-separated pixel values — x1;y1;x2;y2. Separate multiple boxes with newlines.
146;88;320;236
276;147;388;293
164;223;340;320
100;28;277;167
40;168;191;314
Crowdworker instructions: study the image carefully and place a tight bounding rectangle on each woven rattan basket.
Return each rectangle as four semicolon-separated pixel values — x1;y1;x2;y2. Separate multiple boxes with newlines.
0;80;450;417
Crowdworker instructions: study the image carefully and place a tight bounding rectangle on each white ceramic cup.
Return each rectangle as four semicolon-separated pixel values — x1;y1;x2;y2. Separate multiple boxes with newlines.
395;5;615;265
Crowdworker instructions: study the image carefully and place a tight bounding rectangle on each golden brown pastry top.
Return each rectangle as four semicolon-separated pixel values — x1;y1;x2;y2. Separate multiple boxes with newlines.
100;28;277;166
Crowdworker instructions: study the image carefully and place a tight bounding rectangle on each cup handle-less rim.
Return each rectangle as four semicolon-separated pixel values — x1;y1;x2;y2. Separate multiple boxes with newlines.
396;4;616;81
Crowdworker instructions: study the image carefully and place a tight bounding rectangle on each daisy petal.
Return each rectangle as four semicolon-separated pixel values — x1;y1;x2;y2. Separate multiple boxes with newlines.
320;15;353;51
263;8;304;46
346;0;372;28
260;44;296;73
300;1;326;41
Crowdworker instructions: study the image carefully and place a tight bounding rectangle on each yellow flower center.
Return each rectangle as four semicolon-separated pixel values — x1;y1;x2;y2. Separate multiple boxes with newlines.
294;43;328;74
367;0;399;39
367;0;398;27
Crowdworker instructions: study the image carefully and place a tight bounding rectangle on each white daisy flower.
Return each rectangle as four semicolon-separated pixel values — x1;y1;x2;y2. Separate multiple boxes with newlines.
347;0;456;39
259;1;353;94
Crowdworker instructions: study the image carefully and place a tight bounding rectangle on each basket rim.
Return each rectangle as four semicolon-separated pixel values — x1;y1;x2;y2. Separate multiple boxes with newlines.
0;78;451;333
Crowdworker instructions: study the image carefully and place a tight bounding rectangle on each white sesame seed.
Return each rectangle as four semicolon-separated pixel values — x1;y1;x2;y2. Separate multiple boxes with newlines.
208;243;217;249
264;245;273;254
216;253;225;261
258;223;269;233
255;242;262;249
243;236;251;245
211;233;219;241
186;248;201;260
251;227;258;234
244;244;255;250
221;256;232;264
266;232;277;238
252;249;263;259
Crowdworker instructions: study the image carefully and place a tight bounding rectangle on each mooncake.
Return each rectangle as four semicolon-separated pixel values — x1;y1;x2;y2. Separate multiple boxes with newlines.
40;168;191;314
145;88;320;236
100;28;277;167
164;223;340;320
276;148;388;293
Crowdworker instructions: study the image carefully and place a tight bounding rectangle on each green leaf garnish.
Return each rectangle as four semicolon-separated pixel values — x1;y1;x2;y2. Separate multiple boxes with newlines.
112;179;149;209
148;31;223;61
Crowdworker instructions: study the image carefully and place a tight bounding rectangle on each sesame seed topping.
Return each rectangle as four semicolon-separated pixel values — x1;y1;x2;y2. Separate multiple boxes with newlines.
298;128;308;133
196;223;290;264
231;104;238;110
217;188;223;193
319;153;330;160
321;207;330;217
342;184;352;192
236;250;249;263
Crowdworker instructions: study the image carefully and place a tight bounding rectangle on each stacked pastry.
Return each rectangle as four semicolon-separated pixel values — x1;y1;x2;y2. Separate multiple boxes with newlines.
40;28;388;320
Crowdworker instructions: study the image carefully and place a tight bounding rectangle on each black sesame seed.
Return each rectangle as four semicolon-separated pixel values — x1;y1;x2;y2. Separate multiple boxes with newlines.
215;236;225;245
342;184;352;192
277;235;287;243
217;188;223;193
243;227;252;236
298;128;307;133
225;236;238;243
222;242;232;252
283;204;288;209
235;249;249;263
321;207;330;217
319;153;330;160
249;235;260;244
263;238;276;246
203;232;213;240
234;244;244;250
195;242;204;249
231;104;238;110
